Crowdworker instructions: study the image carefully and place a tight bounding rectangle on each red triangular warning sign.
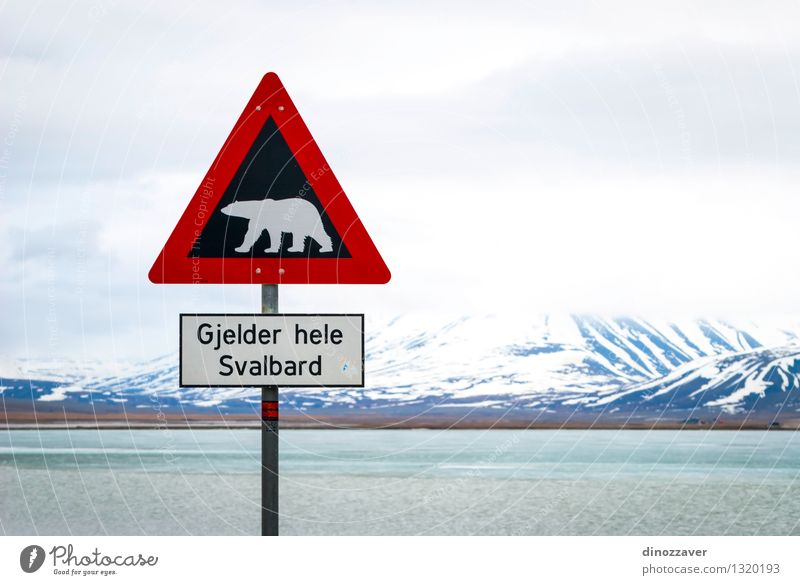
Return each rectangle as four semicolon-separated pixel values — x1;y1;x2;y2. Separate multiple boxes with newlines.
149;73;390;284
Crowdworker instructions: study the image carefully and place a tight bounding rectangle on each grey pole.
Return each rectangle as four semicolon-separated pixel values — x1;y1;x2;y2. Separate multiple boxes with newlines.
261;284;279;536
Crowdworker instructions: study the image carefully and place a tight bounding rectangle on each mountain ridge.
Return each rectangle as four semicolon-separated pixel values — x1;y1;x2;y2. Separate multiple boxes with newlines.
2;315;799;426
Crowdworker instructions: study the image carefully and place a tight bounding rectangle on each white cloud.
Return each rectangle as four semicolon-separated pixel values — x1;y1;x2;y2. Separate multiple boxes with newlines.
2;0;800;360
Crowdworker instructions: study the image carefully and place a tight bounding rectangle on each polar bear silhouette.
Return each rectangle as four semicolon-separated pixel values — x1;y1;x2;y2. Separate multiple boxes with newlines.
220;197;333;254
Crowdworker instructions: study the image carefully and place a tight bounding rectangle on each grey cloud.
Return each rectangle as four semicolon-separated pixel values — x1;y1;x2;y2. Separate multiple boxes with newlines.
4;0;800;361
489;44;800;167
8;221;102;263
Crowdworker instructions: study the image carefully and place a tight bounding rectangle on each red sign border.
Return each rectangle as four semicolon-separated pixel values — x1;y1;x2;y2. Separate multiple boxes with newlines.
148;73;391;284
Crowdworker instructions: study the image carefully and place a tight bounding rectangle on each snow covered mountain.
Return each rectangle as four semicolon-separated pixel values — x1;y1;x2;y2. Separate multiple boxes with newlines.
2;315;800;426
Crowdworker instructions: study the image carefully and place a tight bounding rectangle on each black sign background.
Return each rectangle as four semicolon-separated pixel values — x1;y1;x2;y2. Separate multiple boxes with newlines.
190;116;350;258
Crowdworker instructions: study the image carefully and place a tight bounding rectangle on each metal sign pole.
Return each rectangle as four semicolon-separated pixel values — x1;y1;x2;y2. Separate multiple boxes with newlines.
261;284;279;536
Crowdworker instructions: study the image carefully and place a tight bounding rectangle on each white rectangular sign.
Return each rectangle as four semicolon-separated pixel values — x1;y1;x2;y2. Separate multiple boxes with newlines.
179;314;364;387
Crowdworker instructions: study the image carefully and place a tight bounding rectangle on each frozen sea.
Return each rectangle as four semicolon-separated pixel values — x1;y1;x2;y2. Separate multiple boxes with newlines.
2;428;800;535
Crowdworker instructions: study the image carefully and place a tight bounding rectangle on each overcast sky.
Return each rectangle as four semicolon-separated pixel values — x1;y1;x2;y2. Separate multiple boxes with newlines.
2;0;800;361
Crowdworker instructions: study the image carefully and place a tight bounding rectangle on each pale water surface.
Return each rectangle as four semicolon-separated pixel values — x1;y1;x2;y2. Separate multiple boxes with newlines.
2;429;799;535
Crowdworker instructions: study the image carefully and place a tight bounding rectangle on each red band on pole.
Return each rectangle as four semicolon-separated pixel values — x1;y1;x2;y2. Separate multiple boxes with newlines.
262;401;279;421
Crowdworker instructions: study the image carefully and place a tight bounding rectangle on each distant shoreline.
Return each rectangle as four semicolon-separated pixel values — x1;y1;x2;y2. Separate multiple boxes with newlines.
4;407;798;431
2;421;796;431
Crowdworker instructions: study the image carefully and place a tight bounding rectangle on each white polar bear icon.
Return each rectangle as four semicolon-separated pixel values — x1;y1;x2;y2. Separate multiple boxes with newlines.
220;197;334;254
